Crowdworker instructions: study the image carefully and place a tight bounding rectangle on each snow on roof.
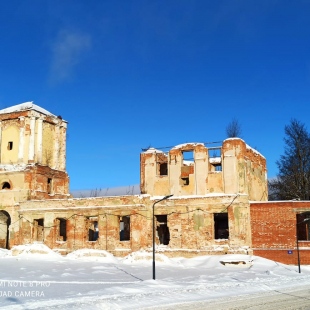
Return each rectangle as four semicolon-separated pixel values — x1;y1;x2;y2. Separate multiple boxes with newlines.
224;138;265;159
245;144;265;159
0;101;57;117
172;142;204;150
224;137;245;143
143;147;164;154
150;193;246;200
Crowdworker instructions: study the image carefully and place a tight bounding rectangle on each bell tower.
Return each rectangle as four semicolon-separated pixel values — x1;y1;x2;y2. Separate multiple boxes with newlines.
0;101;69;203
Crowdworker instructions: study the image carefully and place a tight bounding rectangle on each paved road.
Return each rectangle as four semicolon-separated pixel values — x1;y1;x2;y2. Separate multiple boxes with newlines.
149;286;310;310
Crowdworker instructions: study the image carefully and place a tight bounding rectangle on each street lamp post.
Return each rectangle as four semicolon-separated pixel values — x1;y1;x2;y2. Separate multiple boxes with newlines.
152;194;173;280
296;217;310;273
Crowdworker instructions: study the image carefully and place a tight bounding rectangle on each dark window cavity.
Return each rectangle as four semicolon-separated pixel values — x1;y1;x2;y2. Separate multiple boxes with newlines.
34;218;44;241
159;163;168;176
47;178;52;194
156;153;168;176
56;218;67;241
88;218;99;241
297;213;310;241
120;216;130;241
155;215;170;245
181;177;189;186
214;213;229;239
2;182;11;190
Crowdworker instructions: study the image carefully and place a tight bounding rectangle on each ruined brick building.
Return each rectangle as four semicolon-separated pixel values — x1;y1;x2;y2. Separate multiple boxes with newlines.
1;102;310;265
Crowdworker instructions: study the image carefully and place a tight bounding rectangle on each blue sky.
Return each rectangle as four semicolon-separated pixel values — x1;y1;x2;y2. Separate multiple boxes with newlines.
1;1;310;191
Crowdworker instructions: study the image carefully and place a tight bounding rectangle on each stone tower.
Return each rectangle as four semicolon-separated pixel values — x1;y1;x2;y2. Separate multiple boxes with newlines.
0;102;70;248
0;101;70;202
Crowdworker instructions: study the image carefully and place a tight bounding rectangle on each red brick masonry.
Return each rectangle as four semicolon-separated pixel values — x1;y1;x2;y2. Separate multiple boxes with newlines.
250;201;310;264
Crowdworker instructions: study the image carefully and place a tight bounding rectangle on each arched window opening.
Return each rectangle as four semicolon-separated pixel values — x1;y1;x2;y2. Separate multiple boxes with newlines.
0;211;11;249
2;182;11;190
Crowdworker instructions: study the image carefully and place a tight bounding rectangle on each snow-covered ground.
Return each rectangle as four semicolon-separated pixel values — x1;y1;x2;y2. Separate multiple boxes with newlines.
0;244;310;309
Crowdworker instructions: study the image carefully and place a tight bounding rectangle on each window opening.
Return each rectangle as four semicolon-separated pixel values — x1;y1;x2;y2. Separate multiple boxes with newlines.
56;218;67;241
155;215;170;245
156;153;168;176
208;147;221;158
0;210;10;249
215;164;222;171
8;142;13;150
182;150;194;165
2;182;11;190
297;213;310;241
159;163;168;176
209;147;222;172
88;218;99;241
214;213;229;239
34;219;44;242
181;177;189;186
120;216;130;241
181;150;194;186
212;163;222;172
47;178;52;194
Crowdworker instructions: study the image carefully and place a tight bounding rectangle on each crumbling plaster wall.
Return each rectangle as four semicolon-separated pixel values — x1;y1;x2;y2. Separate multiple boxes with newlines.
0;104;70;250
0;171;29;203
169;143;209;196
166;194;251;250
0;109;67;170
1;123;19;163
0;165;69;249
140;150;170;196
0;204;21;248
0;166;69;202
222;139;267;200
140;139;267;199
17;194;252;256
140;143;211;196
0;213;7;248
26;165;69;200
19;195;150;256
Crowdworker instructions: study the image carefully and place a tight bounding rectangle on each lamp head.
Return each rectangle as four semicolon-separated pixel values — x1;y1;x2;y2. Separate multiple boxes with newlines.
164;194;173;199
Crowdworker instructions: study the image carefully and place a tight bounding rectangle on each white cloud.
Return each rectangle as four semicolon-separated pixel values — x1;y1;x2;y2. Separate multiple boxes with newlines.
49;30;91;83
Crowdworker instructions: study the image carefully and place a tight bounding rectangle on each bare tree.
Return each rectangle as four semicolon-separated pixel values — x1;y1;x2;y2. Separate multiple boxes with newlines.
269;119;310;200
126;185;135;195
90;188;102;197
226;118;242;138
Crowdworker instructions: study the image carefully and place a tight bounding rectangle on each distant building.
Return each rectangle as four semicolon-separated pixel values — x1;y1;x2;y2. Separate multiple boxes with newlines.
0;102;309;265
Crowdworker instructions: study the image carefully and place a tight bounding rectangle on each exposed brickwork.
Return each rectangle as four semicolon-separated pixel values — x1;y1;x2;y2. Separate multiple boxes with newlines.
250;201;310;265
2;102;310;267
253;249;310;265
15;194;252;256
141;139;267;200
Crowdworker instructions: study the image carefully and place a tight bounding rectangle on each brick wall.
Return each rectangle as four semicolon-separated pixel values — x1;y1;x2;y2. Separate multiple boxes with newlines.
250;201;310;265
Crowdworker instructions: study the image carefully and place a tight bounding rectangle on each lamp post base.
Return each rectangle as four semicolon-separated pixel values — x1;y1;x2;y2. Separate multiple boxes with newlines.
152;260;155;280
